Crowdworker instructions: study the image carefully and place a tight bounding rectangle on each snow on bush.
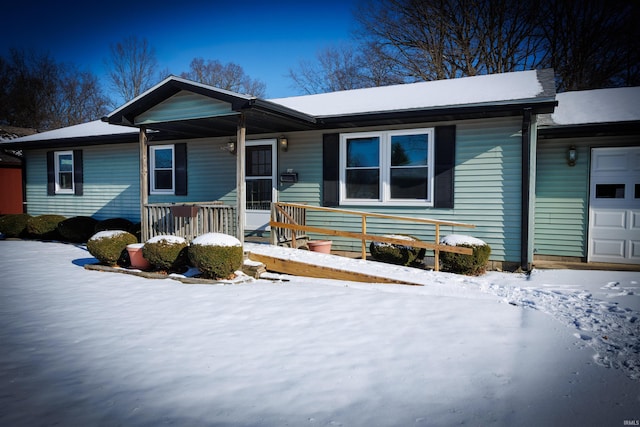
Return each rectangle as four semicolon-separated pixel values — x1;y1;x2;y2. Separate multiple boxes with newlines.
189;233;243;280
370;234;425;266
142;235;188;272
439;234;491;275
87;230;137;266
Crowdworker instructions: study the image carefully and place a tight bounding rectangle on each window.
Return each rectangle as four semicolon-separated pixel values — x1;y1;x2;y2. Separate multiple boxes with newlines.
340;128;434;205
55;151;74;194
150;145;175;194
595;184;625;199
47;150;83;196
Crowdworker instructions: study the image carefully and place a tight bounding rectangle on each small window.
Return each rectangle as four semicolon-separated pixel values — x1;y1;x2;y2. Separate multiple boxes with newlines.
595;184;625;199
635;184;640;199
150;145;174;194
55;151;74;194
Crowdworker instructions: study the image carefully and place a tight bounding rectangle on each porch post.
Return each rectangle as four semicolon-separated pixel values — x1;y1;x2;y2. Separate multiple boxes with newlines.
236;113;246;244
139;126;149;241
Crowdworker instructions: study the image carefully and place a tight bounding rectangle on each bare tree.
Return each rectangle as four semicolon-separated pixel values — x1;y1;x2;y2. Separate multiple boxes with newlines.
49;68;110;129
0;49;108;130
106;36;158;105
355;0;543;81
288;44;405;95
539;0;640;91
180;58;266;97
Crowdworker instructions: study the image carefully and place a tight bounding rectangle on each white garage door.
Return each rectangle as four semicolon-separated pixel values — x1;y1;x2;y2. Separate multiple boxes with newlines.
588;147;640;264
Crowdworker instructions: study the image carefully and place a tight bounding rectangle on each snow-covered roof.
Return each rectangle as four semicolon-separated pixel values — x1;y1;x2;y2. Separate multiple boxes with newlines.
540;87;640;127
3;120;137;144
270;69;552;117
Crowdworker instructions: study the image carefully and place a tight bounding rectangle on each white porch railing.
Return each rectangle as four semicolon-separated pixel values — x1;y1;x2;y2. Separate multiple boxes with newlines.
143;202;236;242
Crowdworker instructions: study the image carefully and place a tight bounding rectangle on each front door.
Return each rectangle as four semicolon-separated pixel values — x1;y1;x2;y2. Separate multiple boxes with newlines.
588;146;640;264
245;139;276;232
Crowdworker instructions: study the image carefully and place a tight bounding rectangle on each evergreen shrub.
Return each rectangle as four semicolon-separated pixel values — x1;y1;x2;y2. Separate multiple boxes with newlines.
0;213;32;238
57;216;98;242
142;235;188;272
439;234;491;275
95;218;134;233
370;235;425;266
188;233;243;280
27;214;66;240
87;230;137;266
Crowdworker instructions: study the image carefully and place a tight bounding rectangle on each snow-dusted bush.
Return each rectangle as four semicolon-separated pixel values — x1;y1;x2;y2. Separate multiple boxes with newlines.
87;230;137;266
94;218;134;233
0;213;32;238
188;233;243;280
439;234;491;275
143;235;188;272
370;235;425;266
57;216;98;243
27;214;66;240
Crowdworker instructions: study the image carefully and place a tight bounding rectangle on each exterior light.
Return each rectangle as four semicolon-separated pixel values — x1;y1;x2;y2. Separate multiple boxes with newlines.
279;136;288;152
567;145;577;166
226;140;236;155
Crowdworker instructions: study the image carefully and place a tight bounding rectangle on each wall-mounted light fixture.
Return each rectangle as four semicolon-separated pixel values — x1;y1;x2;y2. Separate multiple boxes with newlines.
279;135;288;152
567;145;577;166
223;139;236;155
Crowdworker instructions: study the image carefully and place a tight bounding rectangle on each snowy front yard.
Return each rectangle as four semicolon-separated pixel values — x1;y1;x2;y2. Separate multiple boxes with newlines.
1;240;639;426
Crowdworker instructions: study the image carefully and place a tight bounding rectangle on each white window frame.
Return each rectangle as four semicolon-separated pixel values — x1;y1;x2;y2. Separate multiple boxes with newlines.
150;145;175;195
54;150;74;194
339;128;435;206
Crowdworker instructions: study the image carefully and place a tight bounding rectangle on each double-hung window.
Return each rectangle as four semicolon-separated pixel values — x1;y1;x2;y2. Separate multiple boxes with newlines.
150;145;175;194
54;151;74;194
340;128;434;206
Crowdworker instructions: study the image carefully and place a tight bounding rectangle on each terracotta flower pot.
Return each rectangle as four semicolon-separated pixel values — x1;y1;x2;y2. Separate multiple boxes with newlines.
307;240;332;253
126;243;151;270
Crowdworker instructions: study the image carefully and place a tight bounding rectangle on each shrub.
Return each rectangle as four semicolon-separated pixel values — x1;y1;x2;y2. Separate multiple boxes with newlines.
27;214;66;240
143;235;188;272
439;234;491;275
370;235;425;266
87;230;137;266
0;213;32;238
57;216;98;243
189;233;243;280
95;218;134;233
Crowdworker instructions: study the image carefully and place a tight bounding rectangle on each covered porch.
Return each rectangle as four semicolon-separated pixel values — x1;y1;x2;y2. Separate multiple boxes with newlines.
103;76;317;244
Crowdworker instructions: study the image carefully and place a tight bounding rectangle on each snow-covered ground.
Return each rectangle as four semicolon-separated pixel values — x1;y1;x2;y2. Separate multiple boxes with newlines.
1;240;638;426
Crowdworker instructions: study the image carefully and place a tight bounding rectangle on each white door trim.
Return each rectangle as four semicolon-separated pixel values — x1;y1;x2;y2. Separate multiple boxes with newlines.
245;139;277;232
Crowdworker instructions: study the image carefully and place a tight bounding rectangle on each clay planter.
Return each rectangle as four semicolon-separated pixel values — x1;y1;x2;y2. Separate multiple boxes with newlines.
126;243;151;270
307;240;332;253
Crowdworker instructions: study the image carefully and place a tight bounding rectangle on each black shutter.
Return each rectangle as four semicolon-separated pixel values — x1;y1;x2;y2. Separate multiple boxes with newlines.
322;133;339;207
175;143;187;196
46;151;55;196
434;125;456;209
73;150;83;196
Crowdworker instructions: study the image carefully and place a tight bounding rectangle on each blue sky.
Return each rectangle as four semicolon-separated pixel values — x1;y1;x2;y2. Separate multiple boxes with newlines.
2;0;359;100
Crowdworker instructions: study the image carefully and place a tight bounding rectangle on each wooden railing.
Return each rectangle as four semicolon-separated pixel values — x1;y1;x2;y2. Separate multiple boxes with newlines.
143;202;236;242
270;202;476;271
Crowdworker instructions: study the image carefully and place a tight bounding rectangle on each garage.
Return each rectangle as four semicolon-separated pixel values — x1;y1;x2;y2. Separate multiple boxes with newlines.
589;146;640;264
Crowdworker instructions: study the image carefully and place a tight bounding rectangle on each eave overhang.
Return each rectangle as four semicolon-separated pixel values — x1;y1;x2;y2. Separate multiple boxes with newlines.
538;121;640;139
315;97;558;128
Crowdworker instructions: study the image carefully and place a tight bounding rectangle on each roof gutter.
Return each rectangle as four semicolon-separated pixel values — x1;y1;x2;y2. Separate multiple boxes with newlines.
521;108;534;271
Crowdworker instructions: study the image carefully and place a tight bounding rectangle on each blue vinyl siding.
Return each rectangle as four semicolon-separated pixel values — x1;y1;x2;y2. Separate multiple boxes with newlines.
277;117;523;262
25;144;140;221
